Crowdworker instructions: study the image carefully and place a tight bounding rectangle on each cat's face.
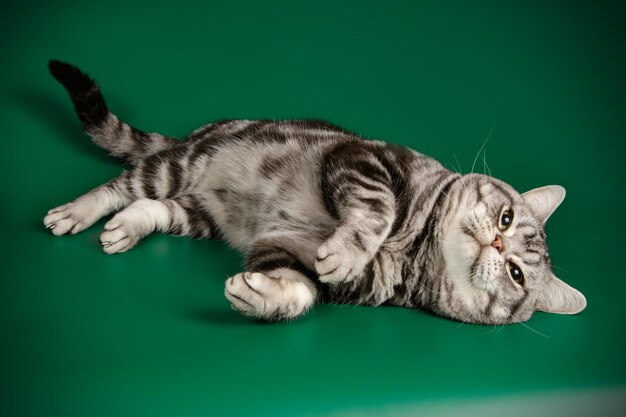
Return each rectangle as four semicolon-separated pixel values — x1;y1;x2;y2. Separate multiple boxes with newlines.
436;174;586;324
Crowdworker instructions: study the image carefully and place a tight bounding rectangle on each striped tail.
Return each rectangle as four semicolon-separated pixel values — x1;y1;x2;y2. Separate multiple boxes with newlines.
48;60;178;163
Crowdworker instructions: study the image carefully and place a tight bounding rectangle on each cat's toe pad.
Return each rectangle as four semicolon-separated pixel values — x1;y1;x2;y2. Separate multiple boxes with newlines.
225;272;270;317
224;272;282;318
43;202;91;236
315;237;369;284
225;272;313;320
99;217;142;254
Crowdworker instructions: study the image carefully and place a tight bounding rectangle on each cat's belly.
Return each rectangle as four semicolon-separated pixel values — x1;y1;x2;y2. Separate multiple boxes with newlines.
195;139;338;261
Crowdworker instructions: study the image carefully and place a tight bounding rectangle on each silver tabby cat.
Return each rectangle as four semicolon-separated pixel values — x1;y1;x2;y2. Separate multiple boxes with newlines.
43;61;586;325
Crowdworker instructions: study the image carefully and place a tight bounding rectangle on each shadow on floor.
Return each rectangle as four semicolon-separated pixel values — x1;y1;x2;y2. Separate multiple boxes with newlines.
184;306;257;327
11;87;127;164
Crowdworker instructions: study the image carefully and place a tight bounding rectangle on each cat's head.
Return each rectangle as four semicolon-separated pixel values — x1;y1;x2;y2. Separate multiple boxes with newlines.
435;174;586;324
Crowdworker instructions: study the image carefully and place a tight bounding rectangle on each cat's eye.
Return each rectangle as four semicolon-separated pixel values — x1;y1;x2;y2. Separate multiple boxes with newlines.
499;208;514;231
507;262;524;285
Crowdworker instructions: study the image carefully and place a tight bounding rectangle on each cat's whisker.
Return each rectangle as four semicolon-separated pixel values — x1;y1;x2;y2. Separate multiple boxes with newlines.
462;274;479;292
482;149;491;177
496;296;550;338
417;280;445;295
519;321;550;339
470;123;495;175
433;180;452;200
452;152;468;192
453;318;467;330
452;153;463;174
487;323;499;334
552;264;569;273
486;280;504;332
482;148;492;177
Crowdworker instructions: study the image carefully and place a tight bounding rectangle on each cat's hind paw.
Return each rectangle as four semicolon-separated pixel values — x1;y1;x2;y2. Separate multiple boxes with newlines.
225;271;314;321
225;272;270;318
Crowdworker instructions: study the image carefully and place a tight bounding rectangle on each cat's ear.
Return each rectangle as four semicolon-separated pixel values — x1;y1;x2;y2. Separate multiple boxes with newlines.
522;185;566;224
536;274;586;315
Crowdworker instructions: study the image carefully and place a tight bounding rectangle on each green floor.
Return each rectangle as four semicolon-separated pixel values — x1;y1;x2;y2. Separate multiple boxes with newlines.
1;1;625;416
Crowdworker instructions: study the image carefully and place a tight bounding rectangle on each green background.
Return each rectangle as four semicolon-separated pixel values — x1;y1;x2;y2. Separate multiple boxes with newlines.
1;1;625;416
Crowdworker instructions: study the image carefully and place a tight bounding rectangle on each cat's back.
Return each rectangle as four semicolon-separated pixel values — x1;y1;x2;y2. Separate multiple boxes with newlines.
192;118;357;191
186;118;356;146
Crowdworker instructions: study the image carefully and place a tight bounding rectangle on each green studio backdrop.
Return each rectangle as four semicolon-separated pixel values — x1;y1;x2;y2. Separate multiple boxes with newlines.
1;1;625;416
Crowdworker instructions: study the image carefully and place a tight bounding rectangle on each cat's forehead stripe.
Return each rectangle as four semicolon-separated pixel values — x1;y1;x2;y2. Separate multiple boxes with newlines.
488;180;516;203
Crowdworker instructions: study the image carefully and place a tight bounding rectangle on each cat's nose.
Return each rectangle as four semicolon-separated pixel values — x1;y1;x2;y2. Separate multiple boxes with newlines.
491;235;503;253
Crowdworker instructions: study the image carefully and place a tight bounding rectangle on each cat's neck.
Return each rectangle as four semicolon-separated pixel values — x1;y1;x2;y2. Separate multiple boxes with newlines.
387;173;461;308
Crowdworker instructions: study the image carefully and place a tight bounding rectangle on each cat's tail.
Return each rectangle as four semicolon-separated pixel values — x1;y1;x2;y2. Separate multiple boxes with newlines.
48;60;178;163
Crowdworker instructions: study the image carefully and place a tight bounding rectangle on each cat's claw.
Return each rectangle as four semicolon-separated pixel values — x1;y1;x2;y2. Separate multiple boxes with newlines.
43;202;91;236
99;218;141;254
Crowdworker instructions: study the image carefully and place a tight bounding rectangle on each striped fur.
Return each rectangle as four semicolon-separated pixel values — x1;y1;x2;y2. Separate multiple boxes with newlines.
43;62;586;324
48;60;178;163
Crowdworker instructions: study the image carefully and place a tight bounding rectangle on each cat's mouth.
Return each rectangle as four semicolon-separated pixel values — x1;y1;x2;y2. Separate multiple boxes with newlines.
457;228;504;290
469;246;503;291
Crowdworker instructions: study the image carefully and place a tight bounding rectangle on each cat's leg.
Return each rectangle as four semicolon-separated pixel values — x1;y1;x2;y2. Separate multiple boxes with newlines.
316;143;396;284
225;241;317;321
99;195;220;254
44;172;132;235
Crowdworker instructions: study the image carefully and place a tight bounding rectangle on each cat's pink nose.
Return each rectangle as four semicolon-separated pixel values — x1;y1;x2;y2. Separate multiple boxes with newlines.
491;235;503;253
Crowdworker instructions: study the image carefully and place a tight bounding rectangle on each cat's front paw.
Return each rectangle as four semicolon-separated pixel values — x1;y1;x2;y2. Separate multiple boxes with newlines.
99;214;145;254
43;202;93;236
315;234;370;285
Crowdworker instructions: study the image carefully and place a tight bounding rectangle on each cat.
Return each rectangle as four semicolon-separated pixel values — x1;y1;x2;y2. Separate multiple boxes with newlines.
43;60;586;325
